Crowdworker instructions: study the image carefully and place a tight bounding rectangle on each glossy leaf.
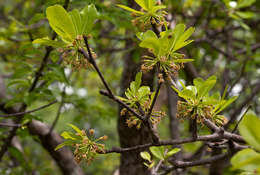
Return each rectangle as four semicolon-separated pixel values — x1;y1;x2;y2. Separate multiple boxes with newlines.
46;5;76;42
239;113;260;151
231;148;260;172
33;37;66;47
81;4;99;35
117;4;144;15
165;148;181;159
150;146;165;160
140;151;151;162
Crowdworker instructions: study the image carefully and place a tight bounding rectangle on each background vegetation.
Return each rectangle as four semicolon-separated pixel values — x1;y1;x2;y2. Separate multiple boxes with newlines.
0;0;259;175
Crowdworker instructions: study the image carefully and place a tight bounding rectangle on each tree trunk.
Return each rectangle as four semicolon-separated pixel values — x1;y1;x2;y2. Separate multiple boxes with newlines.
118;35;155;174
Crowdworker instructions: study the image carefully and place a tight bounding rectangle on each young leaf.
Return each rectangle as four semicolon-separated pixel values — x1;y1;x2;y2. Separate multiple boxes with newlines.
135;72;142;89
231;148;260;172
69;9;81;35
165;148;181;159
197;76;216;100
236;0;256;8
150;146;165;160
68;124;83;137
173;26;195;52
138;86;150;98
136;0;149;10
214;96;238;114
235;11;254;19
239;113;260;151
81;4;98;35
116;4;144;15
55;140;76;151
46;5;76;42
33;37;66;47
140;151;151;162
61;131;76;140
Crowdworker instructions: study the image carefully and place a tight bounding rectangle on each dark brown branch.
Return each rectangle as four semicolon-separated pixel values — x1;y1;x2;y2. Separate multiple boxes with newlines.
82;35;113;95
0;100;57;118
146;82;162;120
160;152;229;175
103;131;243;154
100;90;145;121
0;123;21;127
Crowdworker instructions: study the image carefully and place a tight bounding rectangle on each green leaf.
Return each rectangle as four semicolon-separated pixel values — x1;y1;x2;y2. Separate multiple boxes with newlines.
147;0;156;9
55;140;76;151
237;0;256;8
68;123;82;136
150;5;166;13
197;76;217;100
139;37;160;55
165;148;181;159
173;59;194;63
235;11;255;19
239;113;260;151
135;0;149;10
137;30;157;40
130;82;137;94
138;86;151;98
231;148;260;172
8;79;30;88
61;131;76;140
33;37;66;47
135;72;142;89
81;4;98;35
173;26;195;52
179;89;196;101
116;4;144;15
150;146;165;160
69;9;81;35
214;96;238;114
46;5;76;42
140;151;151;162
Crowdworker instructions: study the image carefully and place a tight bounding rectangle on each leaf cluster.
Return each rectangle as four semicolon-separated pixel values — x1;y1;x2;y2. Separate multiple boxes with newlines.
137;24;194;76
118;72;165;129
231;113;260;174
55;124;107;164
172;76;237;125
117;0;167;31
140;146;180;168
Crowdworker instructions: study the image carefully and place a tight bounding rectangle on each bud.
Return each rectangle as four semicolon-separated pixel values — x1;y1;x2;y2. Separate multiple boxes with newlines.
89;129;95;135
101;135;108;140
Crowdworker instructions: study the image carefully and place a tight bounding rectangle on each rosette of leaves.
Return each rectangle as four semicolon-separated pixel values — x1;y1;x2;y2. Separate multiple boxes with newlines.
117;0;167;30
231;113;260;174
140;146;180;169
33;4;98;70
55;124;107;164
118;72;165;129
172;76;238;126
137;24;194;76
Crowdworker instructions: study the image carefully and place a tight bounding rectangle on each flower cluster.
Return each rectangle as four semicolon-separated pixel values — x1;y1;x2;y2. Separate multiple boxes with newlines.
118;72;165;129
73;129;107;164
55;124;107;165
59;35;97;71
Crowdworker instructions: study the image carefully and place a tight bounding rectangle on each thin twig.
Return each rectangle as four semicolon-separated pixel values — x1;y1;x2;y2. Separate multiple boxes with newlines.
0;123;21;127
0;100;57;118
232;105;251;133
100;90;145;121
160;152;229;175
103;131;243;154
146;82;162;120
